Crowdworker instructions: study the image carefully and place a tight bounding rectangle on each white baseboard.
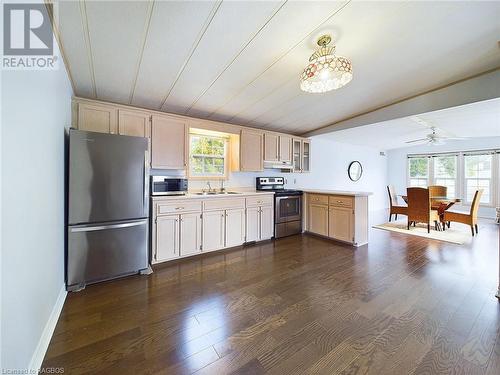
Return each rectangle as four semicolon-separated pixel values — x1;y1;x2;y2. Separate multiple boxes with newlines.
29;284;67;371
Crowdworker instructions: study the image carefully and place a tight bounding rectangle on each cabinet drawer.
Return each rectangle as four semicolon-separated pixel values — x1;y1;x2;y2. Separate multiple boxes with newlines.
308;194;328;205
156;200;201;215
203;198;245;211
329;195;353;208
246;195;273;207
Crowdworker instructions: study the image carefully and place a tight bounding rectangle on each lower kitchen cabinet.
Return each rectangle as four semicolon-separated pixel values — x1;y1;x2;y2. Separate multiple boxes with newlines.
308;203;329;236
155;215;179;262
202;210;225;252
152;194;275;264
246;205;274;242
260;206;274;240
328;207;353;243
246;206;260;242
306;193;369;246
179;212;202;256
154;213;202;262
225;208;245;247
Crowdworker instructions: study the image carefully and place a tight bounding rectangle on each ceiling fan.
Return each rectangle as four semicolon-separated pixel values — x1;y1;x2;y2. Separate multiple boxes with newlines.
405;117;467;145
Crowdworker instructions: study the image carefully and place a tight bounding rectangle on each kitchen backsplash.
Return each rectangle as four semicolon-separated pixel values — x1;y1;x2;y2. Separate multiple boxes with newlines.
150;169;298;190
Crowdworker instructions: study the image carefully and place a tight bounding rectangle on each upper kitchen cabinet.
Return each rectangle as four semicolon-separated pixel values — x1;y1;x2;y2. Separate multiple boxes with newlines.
77;103;118;134
301;140;311;173
292;138;302;172
279;135;292;163
118;109;151;138
264;133;279;162
151;115;187;170
238;129;264;172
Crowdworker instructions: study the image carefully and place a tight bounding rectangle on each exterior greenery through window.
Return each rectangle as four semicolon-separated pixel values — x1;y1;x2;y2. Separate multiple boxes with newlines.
464;154;492;204
407;150;498;207
408;157;429;187
433;155;457;197
189;134;227;177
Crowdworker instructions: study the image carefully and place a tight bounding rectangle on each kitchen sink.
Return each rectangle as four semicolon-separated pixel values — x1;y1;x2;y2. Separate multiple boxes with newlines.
194;191;241;195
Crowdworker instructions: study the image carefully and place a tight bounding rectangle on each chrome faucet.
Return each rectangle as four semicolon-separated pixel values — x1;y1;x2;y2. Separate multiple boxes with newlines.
206;181;213;193
220;180;226;193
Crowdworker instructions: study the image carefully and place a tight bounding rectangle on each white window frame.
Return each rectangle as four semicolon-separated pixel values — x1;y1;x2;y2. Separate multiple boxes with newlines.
406;149;499;209
463;152;496;207
188;133;229;180
432;154;459;198
407;156;430;187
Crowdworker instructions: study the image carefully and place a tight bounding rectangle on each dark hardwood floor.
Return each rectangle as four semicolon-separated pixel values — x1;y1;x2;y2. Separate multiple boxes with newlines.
43;219;500;374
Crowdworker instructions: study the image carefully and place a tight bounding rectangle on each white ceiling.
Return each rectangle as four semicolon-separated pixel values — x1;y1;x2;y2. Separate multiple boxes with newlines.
56;1;500;135
322;98;500;150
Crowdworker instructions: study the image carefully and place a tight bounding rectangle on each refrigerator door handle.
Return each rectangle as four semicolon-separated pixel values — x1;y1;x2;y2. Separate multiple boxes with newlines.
70;220;148;233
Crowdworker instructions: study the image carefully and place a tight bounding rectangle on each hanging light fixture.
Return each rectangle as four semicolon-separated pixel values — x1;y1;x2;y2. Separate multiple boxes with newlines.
300;35;353;93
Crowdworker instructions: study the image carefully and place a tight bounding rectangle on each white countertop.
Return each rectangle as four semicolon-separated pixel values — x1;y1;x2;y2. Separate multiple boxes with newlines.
151;190;274;200
300;189;372;197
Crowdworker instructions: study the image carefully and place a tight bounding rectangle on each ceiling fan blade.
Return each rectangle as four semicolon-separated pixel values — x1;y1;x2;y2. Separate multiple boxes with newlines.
405;138;429;143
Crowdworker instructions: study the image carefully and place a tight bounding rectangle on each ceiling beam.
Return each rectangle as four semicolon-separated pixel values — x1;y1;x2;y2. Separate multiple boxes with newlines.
304;67;500;137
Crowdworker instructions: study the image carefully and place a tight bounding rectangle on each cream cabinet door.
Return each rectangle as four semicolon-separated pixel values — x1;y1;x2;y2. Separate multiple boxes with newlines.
151;115;186;169
329;207;353;243
279;136;292;163
118;110;150;137
264;133;279;161
202;210;225;252
180;212;202;256
78;103;118;134
155;215;179;262
245;206;260;242
308;204;328;236
225;208;245;248
240;130;263;171
260;206;274;240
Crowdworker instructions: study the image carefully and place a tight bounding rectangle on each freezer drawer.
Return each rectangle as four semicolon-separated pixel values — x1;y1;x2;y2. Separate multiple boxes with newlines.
67;219;148;291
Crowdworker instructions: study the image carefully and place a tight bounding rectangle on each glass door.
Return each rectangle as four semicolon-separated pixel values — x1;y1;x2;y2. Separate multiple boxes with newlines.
292;139;302;172
301;140;310;173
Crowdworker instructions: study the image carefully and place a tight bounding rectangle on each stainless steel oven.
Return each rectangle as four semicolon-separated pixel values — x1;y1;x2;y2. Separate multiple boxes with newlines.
275;194;301;223
256;177;303;238
151;176;188;196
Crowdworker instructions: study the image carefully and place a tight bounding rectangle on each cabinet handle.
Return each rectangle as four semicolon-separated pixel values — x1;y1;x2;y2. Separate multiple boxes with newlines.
175;207;184;210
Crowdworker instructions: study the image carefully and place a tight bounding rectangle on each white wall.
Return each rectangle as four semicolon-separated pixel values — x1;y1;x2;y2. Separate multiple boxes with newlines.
386;137;500;218
1;40;73;371
292;136;388;212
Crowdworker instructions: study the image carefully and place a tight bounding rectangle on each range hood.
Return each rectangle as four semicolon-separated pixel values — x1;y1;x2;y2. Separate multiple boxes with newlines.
263;160;293;171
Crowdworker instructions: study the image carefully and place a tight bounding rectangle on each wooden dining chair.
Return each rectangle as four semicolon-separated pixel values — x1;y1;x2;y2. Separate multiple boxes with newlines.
387;185;407;221
428;185;447;210
443;189;483;236
407;187;440;233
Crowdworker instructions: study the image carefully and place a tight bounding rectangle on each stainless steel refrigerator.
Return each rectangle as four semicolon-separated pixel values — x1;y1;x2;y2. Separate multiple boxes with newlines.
67;129;150;291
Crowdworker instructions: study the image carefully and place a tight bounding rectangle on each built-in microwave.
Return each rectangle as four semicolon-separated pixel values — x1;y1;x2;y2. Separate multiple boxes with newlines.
150;176;188;196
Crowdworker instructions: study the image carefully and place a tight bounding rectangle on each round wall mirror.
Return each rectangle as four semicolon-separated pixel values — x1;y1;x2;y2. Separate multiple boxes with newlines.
348;161;363;181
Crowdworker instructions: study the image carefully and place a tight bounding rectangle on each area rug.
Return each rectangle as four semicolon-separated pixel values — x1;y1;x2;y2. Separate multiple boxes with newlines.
373;221;472;244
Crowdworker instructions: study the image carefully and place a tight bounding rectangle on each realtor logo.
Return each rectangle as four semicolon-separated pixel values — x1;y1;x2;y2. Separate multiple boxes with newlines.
3;3;58;69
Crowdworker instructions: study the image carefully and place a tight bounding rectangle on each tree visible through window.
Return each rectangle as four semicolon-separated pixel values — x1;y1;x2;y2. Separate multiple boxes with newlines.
434;155;457;197
464;154;492;204
408;157;429;187
189;134;227;177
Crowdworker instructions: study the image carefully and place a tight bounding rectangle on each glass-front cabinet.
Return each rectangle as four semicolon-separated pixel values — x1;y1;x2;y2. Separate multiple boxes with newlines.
301;140;310;173
292;139;310;173
292;139;302;172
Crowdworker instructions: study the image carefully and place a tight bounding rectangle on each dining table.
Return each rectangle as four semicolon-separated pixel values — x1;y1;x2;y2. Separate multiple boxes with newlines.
399;194;462;229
